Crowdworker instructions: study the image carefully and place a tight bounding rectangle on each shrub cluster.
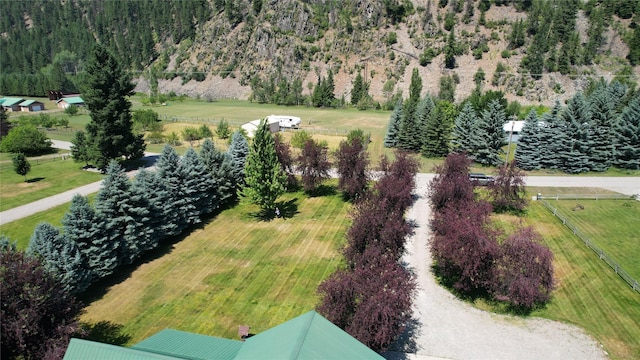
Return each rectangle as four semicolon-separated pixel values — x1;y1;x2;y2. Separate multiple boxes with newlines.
429;153;554;310
318;151;418;352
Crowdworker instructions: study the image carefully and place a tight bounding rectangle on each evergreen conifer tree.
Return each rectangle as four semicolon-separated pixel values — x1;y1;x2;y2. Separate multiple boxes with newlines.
451;102;479;155
180;147;217;223
514;109;541;170
61;195;104;281
559;93;591;173
83;44;145;169
155;145;189;237
241;119;287;213
128;168;166;253
351;72;365;106
538;101;564;169
475;100;507;166
384;101;403;148
588;90;616;171
200;138;235;206
416;95;436;149
422;100;455;157
226;131;250;196
399;68;423;151
614;95;640;169
93;161;135;265
27;222;91;294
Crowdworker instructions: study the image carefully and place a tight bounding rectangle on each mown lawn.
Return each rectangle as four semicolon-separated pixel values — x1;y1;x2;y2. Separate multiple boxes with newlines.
545;199;640;280
493;202;640;359
0;156;102;212
79;187;351;344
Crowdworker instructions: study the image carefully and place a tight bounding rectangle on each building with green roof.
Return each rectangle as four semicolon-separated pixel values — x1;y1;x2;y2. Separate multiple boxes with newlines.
63;311;384;360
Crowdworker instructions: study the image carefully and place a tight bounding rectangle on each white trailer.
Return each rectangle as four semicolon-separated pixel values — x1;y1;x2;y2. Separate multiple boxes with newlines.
266;115;301;129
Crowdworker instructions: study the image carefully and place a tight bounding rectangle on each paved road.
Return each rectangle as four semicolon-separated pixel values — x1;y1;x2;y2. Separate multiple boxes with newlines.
0;140;159;226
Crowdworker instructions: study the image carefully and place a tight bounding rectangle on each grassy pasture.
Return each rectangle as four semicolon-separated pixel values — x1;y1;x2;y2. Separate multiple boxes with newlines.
491;202;640;359
0;156;102;212
545;199;640;280
79;188;351;344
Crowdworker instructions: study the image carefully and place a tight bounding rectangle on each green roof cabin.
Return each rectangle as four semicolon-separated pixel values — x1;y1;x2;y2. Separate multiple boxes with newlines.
0;97;25;111
63;311;383;360
19;99;45;112
57;96;85;109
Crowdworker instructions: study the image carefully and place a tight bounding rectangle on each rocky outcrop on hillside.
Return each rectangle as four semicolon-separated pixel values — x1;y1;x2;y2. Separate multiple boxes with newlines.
136;0;638;106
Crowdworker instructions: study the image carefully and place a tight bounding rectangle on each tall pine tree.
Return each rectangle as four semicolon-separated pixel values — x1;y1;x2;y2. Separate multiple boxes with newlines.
422;100;455;158
200;138;235;207
514;109;541;170
82;44;145;169
398;68;423;152
241;119;287;213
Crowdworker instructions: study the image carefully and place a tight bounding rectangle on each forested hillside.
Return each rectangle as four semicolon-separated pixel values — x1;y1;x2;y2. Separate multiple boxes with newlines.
1;0;639;105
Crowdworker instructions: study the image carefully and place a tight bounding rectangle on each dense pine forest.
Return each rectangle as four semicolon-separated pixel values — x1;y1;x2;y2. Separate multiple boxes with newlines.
1;0;639;104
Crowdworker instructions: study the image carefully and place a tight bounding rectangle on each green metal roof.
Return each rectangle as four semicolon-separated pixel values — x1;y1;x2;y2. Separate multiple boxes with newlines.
1;97;24;106
235;311;384;360
58;96;84;104
63;338;184;360
132;329;243;360
0;98;5;105
19;99;42;106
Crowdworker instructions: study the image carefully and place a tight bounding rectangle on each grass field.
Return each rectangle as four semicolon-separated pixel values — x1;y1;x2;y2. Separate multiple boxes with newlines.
491;202;640;359
0;156;102;212
79;187;351;344
545;199;640;280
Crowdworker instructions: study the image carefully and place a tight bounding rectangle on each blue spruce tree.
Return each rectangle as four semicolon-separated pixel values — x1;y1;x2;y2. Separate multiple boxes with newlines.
200;139;235;207
614;95;640;170
179;147;217;223
226;131;250;197
588;89;616;172
384;101;403;148
451;102;480;155
475;100;507;166
128;168;167;254
61;194;107;281
93;160;135;266
514;109;541;170
559;93;591;173
538;101;564;169
155;144;189;237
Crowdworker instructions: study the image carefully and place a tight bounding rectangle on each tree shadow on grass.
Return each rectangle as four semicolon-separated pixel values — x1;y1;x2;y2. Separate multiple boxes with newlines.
78;320;131;346
246;198;300;221
26;177;45;183
305;184;337;198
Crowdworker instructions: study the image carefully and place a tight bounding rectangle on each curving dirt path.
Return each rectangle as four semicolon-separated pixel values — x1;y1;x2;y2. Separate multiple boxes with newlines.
386;173;608;360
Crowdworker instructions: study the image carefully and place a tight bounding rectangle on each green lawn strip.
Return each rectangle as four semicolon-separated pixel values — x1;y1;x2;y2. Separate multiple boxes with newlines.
495;203;640;359
80;188;351;345
0;195;97;249
0;157;102;211
546;199;640;280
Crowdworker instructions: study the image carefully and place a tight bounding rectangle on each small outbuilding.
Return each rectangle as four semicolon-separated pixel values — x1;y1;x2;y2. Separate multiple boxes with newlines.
19;100;45;112
57;96;85;109
0;97;25;112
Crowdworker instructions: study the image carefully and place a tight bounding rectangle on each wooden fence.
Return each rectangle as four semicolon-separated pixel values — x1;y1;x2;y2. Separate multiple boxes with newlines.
540;198;639;295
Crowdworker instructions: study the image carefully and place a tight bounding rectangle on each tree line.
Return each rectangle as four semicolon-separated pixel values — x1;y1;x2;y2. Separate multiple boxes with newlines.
385;70;640;173
318;145;418;352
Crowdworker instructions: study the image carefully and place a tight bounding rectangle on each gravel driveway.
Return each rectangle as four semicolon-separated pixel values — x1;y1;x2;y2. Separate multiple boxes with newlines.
384;174;609;360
